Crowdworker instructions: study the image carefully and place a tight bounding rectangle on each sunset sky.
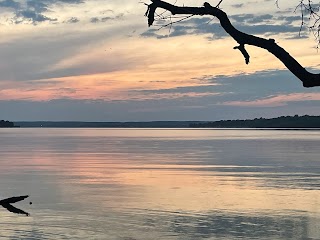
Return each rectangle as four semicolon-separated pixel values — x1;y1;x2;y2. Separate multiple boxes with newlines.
0;0;319;121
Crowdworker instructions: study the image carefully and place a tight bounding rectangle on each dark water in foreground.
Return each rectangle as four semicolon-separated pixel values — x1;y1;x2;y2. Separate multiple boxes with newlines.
0;129;319;239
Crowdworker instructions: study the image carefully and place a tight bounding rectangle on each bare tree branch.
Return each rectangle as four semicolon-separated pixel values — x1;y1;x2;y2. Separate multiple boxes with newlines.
295;0;320;48
145;0;320;88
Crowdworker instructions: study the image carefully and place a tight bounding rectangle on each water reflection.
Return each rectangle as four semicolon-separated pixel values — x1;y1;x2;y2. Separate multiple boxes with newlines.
0;129;319;239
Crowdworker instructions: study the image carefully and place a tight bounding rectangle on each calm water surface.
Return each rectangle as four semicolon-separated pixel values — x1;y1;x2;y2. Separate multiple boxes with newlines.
0;128;319;239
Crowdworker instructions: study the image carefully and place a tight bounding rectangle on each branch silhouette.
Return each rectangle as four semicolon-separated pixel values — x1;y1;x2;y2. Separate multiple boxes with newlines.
0;195;30;216
145;0;320;88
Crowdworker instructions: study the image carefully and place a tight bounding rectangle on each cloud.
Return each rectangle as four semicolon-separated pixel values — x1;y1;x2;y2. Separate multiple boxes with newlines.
222;92;320;107
0;0;20;9
0;0;84;24
134;69;318;101
231;3;245;8
26;1;49;13
64;16;79;23
135;84;221;95
0;23;139;82
14;9;57;24
206;70;320;100
1;91;319;121
141;17;227;39
127;69;320;109
0;0;128;25
231;14;273;23
141;12;307;40
90;13;124;23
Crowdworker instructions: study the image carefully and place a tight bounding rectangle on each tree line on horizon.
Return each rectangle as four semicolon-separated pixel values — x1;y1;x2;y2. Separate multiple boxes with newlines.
190;115;320;128
0;120;15;128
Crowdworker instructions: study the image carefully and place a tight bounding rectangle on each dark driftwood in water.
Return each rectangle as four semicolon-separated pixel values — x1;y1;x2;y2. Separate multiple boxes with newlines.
145;0;320;87
0;195;30;216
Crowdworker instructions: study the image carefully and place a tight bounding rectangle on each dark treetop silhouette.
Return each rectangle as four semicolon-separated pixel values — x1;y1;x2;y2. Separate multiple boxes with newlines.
0;195;30;216
144;0;320;88
0;120;15;128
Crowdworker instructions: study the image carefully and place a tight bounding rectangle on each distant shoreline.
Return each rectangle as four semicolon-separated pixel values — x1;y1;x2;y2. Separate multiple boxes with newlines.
13;115;320;128
0;120;19;128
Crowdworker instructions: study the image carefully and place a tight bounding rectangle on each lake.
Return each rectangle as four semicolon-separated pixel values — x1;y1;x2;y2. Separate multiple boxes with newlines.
0;128;319;239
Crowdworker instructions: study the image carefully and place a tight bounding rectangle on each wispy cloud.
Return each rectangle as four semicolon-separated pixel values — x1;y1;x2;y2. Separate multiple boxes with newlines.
222;92;320;107
0;0;130;25
142;11;308;40
0;0;84;24
231;3;245;8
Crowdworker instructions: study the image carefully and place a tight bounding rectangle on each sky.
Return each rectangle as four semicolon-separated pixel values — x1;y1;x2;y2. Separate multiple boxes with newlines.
0;0;319;121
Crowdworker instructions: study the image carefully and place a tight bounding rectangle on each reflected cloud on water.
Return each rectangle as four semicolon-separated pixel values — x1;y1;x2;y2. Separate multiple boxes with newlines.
0;129;319;239
1;208;318;239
